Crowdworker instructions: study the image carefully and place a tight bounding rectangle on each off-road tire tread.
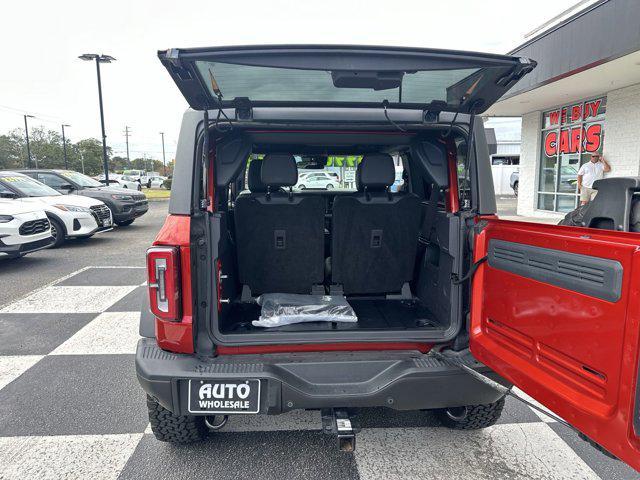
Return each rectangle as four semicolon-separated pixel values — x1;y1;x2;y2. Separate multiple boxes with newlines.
438;397;505;430
146;395;207;443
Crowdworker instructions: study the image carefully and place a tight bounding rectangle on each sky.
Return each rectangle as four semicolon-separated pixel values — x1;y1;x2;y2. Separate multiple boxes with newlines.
0;0;582;160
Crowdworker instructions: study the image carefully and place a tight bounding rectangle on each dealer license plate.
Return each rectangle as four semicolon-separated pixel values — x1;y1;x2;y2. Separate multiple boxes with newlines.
188;379;261;414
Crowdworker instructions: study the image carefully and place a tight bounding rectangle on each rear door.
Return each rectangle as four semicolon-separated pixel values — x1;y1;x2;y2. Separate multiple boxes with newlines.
470;218;640;471
158;45;535;114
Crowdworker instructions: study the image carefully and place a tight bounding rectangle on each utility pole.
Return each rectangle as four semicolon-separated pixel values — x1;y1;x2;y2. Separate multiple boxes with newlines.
61;124;71;169
23;115;34;168
159;132;166;176
123;126;131;163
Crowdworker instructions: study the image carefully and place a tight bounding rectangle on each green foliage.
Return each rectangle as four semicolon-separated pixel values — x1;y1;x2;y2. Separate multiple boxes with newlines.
0;130;26;170
0;127;174;176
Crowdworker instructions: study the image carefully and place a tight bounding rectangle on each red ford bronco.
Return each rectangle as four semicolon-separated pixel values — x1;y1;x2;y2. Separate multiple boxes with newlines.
136;45;640;470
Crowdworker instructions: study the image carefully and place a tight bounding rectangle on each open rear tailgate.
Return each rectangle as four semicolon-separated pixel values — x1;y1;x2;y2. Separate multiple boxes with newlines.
158;44;535;113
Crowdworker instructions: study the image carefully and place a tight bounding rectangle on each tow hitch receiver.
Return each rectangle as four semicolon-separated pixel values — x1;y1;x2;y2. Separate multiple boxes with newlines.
321;408;359;452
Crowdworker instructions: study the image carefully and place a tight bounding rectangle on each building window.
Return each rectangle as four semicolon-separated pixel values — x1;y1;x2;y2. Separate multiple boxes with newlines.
537;97;606;212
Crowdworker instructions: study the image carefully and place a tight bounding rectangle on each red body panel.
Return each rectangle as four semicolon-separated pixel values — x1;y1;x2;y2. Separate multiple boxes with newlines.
445;139;460;213
152;215;194;354
470;218;640;471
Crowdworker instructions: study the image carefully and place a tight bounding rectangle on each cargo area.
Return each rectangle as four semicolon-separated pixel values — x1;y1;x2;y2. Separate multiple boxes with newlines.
210;129;468;344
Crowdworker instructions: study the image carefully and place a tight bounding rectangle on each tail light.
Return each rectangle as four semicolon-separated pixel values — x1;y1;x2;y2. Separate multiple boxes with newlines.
147;246;181;321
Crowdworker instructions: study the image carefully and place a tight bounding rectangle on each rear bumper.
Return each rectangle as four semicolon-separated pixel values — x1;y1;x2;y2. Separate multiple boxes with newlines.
136;338;508;415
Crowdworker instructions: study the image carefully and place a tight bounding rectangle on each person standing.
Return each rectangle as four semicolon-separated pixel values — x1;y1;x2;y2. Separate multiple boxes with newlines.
577;153;611;205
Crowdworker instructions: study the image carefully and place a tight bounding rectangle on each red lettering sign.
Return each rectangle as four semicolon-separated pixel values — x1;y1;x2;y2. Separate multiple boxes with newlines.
571;105;582;122
559;129;570;153
549;111;560;125
584;124;602;152
570;128;582;153
544;131;557;156
584;99;602;119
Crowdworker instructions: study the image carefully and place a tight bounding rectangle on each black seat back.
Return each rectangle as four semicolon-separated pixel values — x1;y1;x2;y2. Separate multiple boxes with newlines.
332;154;421;295
234;154;325;295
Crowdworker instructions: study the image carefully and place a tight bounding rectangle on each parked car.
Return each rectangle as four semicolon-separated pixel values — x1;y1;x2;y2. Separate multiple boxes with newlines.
510;170;519;196
98;174;142;191
146;175;167;189
135;44;640;471
0;199;54;259
295;171;340;190
123;169;159;186
0;172;111;247
19;169;148;227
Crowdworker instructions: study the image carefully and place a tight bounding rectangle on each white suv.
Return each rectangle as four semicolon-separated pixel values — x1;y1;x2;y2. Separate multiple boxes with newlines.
0;200;54;259
295;171;340;190
0;172;112;247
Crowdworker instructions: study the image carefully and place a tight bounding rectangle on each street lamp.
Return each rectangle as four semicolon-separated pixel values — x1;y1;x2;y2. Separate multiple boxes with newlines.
78;53;116;183
23;114;34;168
159;132;166;176
61;124;71;169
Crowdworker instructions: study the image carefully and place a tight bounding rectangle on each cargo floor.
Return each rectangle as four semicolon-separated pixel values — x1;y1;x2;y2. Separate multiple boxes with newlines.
220;298;443;334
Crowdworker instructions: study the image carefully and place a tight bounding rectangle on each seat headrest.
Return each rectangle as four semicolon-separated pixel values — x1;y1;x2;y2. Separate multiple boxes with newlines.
356;153;395;191
247;160;267;193
261;154;298;188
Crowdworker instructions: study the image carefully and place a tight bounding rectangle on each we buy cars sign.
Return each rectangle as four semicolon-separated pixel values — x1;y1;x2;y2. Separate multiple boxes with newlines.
543;98;605;157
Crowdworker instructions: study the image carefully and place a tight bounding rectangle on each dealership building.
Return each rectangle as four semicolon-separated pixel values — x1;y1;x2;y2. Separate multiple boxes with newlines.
486;0;640;218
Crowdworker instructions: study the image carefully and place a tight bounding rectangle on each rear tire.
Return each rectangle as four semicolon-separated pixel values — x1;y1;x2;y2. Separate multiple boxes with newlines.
436;397;505;430
513;181;519;197
146;395;207;443
48;217;66;248
116;219;134;227
326;183;334;190
298;185;306;190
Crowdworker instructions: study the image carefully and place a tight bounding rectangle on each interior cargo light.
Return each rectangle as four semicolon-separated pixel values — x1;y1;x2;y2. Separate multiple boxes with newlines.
147;246;181;321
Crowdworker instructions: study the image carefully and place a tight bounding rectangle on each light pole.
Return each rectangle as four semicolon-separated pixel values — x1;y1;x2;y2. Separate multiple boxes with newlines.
23;114;34;168
78;53;116;183
160;132;166;176
61;124;71;169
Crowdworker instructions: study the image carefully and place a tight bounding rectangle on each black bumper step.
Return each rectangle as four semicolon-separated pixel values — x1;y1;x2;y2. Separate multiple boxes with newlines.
136;338;508;416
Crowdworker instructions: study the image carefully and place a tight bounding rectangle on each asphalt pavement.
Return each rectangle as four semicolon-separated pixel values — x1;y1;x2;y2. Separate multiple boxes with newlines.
0;198;637;479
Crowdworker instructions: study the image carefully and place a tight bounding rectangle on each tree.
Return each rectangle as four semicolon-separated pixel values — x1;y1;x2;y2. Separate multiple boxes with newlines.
110;156;131;173
29;127;65;169
71;138;112;176
0;130;27;170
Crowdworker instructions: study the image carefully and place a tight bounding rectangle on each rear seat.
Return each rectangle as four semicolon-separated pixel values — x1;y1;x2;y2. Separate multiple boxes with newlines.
234;154;325;295
331;154;421;295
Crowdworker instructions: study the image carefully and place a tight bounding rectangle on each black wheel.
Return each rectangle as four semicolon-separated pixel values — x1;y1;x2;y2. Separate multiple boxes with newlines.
146;395;207;444
326;183;334;190
298;185;306;190
147;180;152;189
436;397;505;430
48;217;66;248
123;185;128;189
513;181;519;197
116;219;135;227
137;184;142;191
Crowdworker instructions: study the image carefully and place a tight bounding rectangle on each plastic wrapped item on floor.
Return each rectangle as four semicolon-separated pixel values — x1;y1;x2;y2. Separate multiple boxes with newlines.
252;293;358;328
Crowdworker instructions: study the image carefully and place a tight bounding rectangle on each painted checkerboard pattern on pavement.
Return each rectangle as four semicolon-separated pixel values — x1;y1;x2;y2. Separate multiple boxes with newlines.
0;267;637;480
